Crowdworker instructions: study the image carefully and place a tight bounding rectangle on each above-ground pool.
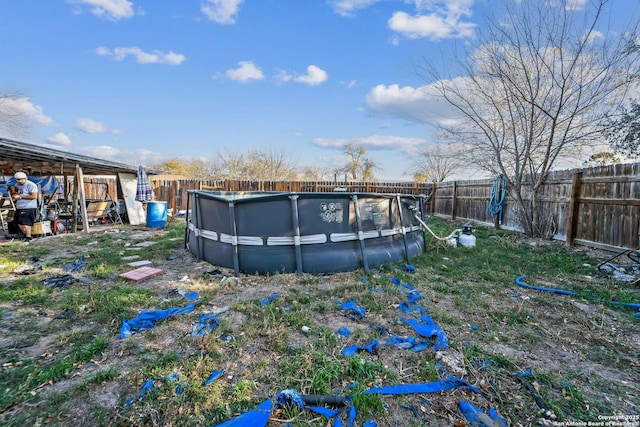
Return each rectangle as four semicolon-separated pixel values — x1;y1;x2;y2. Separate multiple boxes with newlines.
185;191;427;275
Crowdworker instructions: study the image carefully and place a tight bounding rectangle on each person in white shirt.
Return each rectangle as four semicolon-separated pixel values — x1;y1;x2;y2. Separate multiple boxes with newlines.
11;172;38;241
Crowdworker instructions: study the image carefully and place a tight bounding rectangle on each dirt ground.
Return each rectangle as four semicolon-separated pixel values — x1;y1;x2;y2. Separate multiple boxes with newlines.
1;225;639;426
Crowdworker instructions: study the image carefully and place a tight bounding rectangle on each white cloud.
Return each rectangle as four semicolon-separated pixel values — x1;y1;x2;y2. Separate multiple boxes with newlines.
294;65;328;86
365;82;463;126
341;79;357;89
96;46;185;65
329;0;477;40
75;117;121;134
47;133;72;146
0;97;54;126
67;0;135;20
201;0;243;24
226;61;264;82
583;30;603;43
388;10;475;41
565;0;588;11
312;134;429;156
327;0;382;17
275;69;293;84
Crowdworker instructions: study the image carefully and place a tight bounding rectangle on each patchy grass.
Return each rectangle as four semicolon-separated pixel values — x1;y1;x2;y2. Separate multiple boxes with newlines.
0;218;638;426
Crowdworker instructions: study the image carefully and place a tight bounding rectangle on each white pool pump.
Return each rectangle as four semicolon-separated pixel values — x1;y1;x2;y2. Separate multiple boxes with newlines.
411;209;476;248
457;223;476;248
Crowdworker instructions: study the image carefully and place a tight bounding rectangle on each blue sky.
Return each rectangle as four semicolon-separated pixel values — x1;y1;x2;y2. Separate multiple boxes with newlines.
0;0;636;180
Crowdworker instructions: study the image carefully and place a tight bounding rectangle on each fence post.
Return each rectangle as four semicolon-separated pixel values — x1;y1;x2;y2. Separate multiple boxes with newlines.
566;171;583;247
430;182;437;216
451;181;457;220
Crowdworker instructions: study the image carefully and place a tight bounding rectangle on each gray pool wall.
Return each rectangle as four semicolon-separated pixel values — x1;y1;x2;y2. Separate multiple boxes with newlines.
186;191;427;275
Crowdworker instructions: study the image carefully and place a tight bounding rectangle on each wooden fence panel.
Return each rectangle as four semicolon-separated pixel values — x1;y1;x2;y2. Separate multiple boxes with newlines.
147;162;640;251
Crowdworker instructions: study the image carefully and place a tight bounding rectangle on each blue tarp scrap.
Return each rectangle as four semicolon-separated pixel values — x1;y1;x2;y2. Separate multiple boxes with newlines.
191;313;220;337
214;390;348;427
203;370;225;386
384;335;431;352
342;339;379;357
214;399;273;427
336;327;351;337
405;314;449;351
365;376;480;395
125;372;180;407
214;378;485;427
125;379;155;406
185;292;199;300
120;303;198;339
63;256;87;272
404;264;416;274
260;293;281;306
337;300;368;320
391;277;423;302
397;301;425;315
458;401;508;427
347;404;357;427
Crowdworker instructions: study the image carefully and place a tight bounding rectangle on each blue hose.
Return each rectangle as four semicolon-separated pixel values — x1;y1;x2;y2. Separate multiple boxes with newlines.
515;276;640;316
488;174;507;223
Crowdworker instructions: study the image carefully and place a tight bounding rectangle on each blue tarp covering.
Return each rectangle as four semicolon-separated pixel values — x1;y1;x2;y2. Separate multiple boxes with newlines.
2;175;62;195
120;303;198;338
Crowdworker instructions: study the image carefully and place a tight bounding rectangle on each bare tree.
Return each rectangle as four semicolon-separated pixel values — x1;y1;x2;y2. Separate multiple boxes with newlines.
411;143;463;182
421;0;640;236
337;143;379;181
0;90;31;136
213;148;299;181
147;159;190;175
583;151;621;167
298;165;334;181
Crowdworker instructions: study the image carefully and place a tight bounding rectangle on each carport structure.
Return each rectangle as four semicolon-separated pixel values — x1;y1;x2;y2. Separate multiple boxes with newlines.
1;136;152;232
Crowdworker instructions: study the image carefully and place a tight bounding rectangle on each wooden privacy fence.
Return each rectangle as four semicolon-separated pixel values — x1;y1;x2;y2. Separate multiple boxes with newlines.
146;162;640;252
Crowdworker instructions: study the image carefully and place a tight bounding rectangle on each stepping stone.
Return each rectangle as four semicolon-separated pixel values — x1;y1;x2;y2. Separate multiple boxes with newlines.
121;255;141;261
133;241;156;248
120;266;164;283
128;260;152;267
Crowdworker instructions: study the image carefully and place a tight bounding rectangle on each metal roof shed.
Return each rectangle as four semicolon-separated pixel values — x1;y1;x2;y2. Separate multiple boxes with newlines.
1;136;150;232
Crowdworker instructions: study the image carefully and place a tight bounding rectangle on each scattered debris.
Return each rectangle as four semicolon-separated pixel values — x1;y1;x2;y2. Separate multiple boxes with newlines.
63;256;87;272
191;313;219;337
42;274;77;290
120;303;198;338
12;263;42;275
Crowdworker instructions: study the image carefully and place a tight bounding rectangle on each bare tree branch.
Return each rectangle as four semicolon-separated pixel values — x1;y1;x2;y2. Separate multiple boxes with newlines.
419;0;640;236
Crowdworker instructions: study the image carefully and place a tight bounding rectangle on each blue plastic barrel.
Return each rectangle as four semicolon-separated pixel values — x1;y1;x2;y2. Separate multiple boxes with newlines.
146;201;167;227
